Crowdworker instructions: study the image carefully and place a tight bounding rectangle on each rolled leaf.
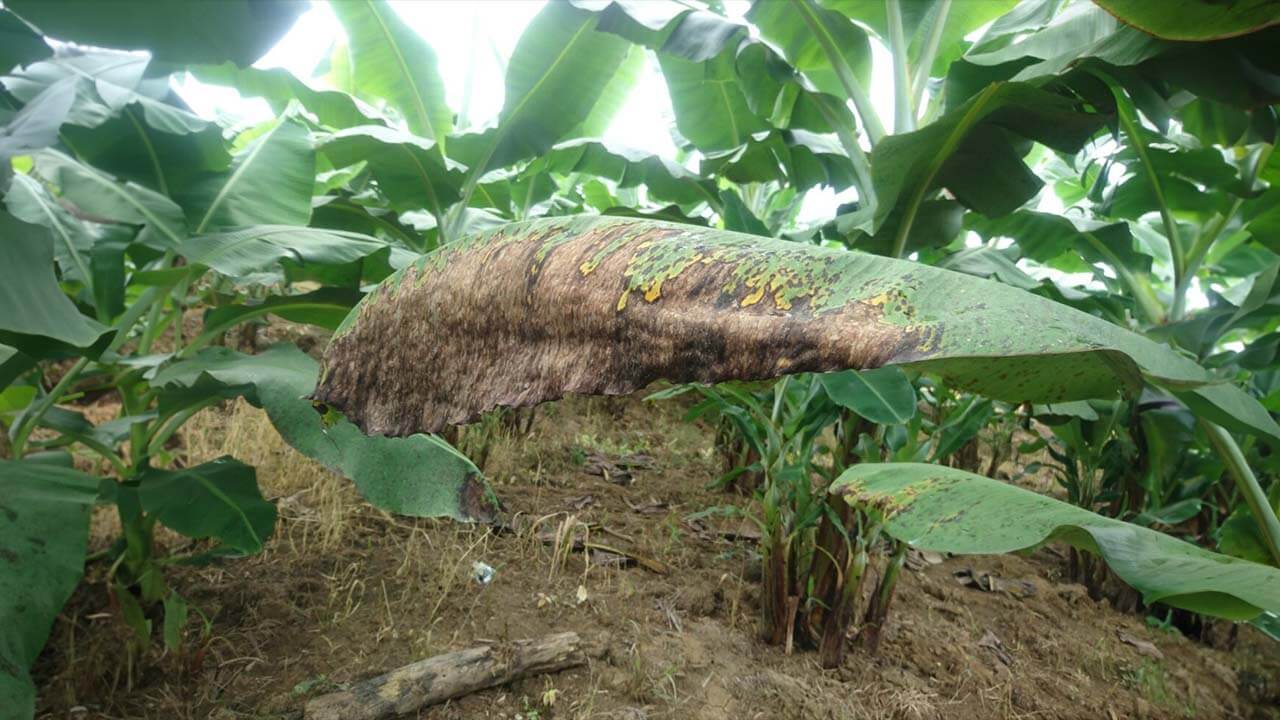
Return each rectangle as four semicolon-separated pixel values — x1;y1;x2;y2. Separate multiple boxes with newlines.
314;216;1279;442
832;462;1280;620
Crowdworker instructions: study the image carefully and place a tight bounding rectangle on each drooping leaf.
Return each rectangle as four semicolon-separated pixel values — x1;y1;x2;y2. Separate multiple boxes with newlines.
967;209;1151;274
747;0;872;100
529;138;717;207
179;226;390;283
5;0;305;66
33;149;187;248
832;462;1280;619
320;126;463;217
2;47;209;135
331;0;451;144
576;1;746;61
180;117;315;233
137;457;275;554
870;82;1104;232
7;48;232;196
1091;0;1280;41
0;9;50;73
0;210;106;348
196;289;363;340
4;173;95;289
819;367;917;425
659;48;768;152
59;111;229;197
700;130;856;193
314;216;1278;443
153;345;494;521
193;63;383;131
939;246;1041;290
0;460;99;720
0;77;75;166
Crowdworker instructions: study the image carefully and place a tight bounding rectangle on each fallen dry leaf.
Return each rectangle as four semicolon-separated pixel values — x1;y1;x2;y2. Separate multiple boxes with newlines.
977;629;1013;666
1118;631;1163;659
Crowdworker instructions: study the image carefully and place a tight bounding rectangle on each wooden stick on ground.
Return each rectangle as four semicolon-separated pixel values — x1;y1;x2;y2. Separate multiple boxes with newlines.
305;631;604;720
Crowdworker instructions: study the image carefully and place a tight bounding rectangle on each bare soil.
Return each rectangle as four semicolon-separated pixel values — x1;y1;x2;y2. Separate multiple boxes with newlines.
33;391;1280;720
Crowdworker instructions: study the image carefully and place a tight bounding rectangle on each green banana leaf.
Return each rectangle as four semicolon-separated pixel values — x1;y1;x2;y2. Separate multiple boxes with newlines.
4;0;302;66
179;117;315;233
0;460;100;720
331;0;452;145
0;210;107;349
1092;0;1280;40
832;462;1280;620
483;2;632;171
153;345;493;521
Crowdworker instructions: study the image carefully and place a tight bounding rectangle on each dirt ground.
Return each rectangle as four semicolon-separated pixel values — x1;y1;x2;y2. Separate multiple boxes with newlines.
31;390;1280;720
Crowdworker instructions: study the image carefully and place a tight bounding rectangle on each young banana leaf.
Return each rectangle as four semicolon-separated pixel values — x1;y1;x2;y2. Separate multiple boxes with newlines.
314;216;1278;443
833;463;1280;620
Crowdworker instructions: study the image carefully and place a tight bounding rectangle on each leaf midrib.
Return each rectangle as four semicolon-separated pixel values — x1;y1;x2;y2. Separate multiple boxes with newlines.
194;121;285;234
192;474;262;552
189;226;376;266
48;151;184;246
494;15;595;162
849;371;911;423
18;175;92;291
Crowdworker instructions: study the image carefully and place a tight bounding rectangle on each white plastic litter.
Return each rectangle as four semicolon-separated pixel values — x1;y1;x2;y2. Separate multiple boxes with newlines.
471;561;495;585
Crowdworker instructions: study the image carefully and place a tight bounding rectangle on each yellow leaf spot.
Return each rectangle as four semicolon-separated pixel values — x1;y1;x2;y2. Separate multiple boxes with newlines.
741;284;766;307
617;292;629;311
644;278;664;302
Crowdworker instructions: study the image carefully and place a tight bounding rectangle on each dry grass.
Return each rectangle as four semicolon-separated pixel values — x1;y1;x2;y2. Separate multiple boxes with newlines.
31;392;1280;720
184;399;352;552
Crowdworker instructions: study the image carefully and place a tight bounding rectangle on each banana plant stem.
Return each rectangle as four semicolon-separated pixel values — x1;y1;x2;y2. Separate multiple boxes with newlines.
885;0;914;133
1080;231;1164;324
791;0;887;145
1098;73;1187;319
11;356;91;458
1202;420;1280;567
910;0;951;112
814;96;877;211
1182;145;1271;287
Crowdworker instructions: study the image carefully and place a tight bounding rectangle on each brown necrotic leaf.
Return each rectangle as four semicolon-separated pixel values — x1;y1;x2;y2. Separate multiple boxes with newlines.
314;216;1277;441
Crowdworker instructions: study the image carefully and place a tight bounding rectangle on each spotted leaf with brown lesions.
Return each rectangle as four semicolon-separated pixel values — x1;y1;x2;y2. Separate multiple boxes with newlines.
833;462;1280;620
313;216;1279;442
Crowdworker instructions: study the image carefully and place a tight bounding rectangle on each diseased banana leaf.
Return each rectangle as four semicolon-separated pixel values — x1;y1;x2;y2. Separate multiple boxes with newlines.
832;462;1280;620
314;216;1279;442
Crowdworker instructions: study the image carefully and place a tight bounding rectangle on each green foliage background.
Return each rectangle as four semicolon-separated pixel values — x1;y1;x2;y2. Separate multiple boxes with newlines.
2;0;1280;715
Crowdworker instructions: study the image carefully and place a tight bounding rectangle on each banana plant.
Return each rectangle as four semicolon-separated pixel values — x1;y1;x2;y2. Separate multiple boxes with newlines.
312;215;1280;661
0;8;487;716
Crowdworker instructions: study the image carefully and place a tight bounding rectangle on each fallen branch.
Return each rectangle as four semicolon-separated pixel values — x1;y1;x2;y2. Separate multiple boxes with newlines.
305;631;604;720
